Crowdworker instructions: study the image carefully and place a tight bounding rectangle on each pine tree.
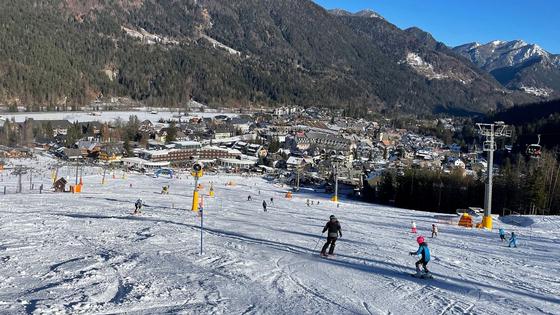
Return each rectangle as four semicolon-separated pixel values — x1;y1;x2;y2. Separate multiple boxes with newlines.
165;122;178;144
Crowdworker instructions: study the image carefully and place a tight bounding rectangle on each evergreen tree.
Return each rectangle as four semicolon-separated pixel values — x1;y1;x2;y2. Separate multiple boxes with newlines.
165;122;178;144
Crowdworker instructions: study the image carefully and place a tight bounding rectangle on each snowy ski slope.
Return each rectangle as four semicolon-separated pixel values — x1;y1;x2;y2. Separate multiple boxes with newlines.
0;165;559;314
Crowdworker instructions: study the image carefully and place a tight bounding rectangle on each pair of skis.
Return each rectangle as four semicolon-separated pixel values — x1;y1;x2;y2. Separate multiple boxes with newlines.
410;272;434;279
319;253;336;259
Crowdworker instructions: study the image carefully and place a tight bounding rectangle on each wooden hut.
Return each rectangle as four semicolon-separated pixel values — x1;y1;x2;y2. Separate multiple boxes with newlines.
53;178;67;192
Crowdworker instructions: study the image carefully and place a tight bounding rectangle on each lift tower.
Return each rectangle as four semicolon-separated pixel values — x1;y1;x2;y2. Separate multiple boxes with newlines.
477;121;511;230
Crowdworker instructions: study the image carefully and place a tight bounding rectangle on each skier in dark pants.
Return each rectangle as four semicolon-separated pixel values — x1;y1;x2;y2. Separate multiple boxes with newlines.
321;215;342;256
134;198;143;215
262;200;267;212
409;236;431;276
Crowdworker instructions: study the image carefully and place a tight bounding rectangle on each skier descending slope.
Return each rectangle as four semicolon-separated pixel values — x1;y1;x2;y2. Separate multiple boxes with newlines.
262;200;267;212
431;224;438;238
320;215;342;257
409;236;432;278
499;228;506;242
133;199;143;215
509;232;518;248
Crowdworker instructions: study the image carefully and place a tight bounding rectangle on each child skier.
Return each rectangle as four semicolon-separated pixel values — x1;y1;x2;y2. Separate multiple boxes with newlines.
508;232;518;248
248;195;252;201
320;215;342;256
409;236;431;277
499;228;506;242
431;224;438;238
262;200;267;212
134;198;143;215
411;221;417;233
161;186;169;194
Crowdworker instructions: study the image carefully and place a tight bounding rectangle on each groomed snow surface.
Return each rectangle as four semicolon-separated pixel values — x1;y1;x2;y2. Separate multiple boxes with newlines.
1;165;559;314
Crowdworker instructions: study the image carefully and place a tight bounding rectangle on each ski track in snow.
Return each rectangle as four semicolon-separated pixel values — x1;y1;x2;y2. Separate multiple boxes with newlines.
0;158;559;314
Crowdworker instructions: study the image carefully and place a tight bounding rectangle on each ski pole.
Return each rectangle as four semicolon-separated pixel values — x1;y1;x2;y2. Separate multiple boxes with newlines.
313;233;324;251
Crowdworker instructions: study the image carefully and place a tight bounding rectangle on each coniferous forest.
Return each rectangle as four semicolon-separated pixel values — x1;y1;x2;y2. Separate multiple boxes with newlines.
0;0;535;114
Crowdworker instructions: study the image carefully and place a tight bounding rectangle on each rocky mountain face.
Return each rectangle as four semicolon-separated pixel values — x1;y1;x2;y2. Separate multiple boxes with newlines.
0;0;535;114
454;40;560;97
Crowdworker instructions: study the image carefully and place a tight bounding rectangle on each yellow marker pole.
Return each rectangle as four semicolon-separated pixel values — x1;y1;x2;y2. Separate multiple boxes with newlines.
332;163;339;203
192;163;204;211
192;188;199;212
482;216;492;230
208;181;214;197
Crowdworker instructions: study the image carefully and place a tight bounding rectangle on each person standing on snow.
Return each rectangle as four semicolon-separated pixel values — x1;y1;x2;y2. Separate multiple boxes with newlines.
134;199;143;215
409;236;431;276
431;224;438;238
262;200;267;212
247;195;252;201
270;197;274;205
508;232;518;248
499;228;506;242
320;215;342;256
411;221;417;233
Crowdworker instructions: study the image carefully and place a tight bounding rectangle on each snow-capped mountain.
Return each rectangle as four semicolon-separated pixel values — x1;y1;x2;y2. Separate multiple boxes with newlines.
453;40;560;97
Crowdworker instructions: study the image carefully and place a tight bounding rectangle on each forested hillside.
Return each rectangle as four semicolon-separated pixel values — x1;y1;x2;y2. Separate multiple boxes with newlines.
0;0;535;113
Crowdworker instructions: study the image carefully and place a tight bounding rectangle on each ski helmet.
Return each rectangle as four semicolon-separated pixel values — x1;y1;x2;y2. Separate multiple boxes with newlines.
330;215;336;220
416;236;425;244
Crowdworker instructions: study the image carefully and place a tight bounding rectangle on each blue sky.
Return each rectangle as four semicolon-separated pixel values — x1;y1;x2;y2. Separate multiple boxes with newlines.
313;0;560;53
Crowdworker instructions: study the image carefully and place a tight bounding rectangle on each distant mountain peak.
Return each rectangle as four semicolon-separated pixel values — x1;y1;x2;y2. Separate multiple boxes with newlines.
453;39;560;97
328;8;384;19
354;9;384;19
328;8;352;16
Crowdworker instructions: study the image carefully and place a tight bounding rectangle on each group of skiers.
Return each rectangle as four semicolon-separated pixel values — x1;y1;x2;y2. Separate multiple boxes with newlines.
317;217;520;278
248;195;274;212
319;217;431;277
499;228;518;247
131;186;520;279
306;199;321;207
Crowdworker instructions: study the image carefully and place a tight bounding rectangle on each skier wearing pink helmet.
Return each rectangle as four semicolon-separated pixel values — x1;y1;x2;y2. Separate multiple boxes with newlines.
409;235;431;276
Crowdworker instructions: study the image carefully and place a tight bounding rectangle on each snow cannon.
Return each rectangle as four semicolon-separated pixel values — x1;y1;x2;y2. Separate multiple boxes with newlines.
209;184;215;197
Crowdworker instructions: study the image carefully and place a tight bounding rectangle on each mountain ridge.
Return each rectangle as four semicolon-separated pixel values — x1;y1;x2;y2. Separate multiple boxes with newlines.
0;0;535;114
453;40;560;97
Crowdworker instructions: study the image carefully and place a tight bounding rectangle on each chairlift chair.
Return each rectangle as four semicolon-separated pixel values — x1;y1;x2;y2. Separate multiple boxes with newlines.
526;134;542;159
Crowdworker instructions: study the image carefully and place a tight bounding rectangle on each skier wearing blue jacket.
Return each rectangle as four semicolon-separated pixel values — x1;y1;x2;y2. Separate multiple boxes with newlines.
499;228;506;242
508;232;518;248
409;236;431;275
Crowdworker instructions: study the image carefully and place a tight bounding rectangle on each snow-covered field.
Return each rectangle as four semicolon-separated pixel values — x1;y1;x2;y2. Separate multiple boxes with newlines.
1;162;559;314
0;110;237;123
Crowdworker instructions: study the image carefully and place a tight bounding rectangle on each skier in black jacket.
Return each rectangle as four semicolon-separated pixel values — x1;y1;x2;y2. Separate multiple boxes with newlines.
320;215;342;256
